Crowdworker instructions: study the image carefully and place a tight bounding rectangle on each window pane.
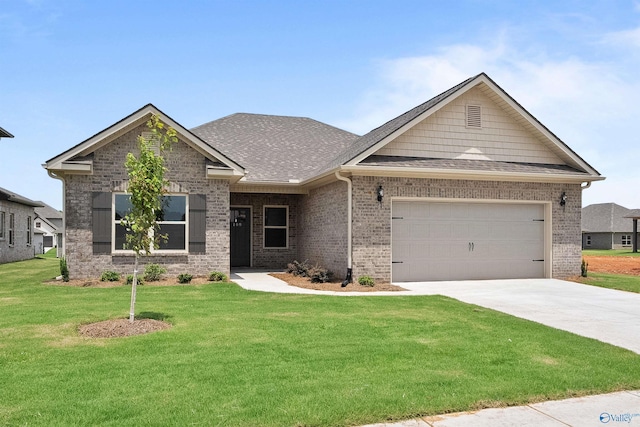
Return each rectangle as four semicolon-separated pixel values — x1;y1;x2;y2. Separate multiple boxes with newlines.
265;228;287;248
115;223;130;250
115;194;132;220
157;224;186;250
265;207;287;226
157;196;186;221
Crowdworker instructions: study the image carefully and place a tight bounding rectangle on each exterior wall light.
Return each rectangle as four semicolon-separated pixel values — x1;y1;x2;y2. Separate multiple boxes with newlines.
377;185;384;203
560;192;567;207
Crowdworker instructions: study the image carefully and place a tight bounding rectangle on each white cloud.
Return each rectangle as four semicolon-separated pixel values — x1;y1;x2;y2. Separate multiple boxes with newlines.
338;40;640;208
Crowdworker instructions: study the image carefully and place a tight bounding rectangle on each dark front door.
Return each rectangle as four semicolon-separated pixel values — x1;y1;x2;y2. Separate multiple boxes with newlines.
230;207;251;267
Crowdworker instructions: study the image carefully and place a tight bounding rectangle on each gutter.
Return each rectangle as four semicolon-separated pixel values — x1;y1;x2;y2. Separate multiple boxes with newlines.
46;169;66;259
334;171;353;286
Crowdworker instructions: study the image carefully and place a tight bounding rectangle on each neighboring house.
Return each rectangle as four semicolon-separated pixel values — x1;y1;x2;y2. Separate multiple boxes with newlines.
44;73;603;282
0;187;42;264
582;203;640;249
0;126;14;139
34;202;64;256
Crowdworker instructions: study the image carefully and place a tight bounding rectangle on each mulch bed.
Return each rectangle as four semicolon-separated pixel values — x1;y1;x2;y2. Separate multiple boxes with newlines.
270;272;407;292
582;255;640;276
78;318;171;338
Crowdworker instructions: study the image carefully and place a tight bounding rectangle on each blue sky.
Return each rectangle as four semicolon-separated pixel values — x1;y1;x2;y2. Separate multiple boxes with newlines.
1;0;639;211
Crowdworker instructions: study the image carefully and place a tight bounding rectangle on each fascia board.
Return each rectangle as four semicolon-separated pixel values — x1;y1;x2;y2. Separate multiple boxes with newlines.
341;165;606;184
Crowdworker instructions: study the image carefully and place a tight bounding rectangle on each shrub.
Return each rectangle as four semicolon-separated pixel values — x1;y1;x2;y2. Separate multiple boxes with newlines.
208;271;227;282
309;266;332;283
100;271;120;282
581;258;588;277
59;257;69;282
126;274;144;286
177;273;193;284
358;276;375;287
144;263;166;282
286;260;310;277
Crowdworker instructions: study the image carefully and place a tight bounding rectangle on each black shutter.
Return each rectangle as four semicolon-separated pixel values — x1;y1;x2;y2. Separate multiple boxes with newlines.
92;192;112;254
189;194;206;253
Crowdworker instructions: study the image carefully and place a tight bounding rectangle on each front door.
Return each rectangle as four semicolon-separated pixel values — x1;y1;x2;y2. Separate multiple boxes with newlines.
230;207;251;267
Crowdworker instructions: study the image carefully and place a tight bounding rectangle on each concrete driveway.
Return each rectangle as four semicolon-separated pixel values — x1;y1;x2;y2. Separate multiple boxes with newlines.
401;278;640;354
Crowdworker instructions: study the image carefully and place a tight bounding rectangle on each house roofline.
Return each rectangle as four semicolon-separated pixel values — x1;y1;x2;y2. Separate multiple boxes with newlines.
44;104;246;177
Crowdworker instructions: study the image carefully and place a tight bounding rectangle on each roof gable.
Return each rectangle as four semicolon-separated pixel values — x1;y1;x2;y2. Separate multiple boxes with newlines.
45;104;245;180
330;73;600;178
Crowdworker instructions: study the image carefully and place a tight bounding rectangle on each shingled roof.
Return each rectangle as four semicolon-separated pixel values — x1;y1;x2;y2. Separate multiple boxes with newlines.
0;186;42;207
0;126;14;138
191;113;359;182
582;203;637;233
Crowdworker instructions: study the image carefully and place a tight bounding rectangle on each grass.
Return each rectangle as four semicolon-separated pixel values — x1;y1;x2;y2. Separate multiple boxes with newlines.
2;258;640;426
575;272;640;294
583;249;640;257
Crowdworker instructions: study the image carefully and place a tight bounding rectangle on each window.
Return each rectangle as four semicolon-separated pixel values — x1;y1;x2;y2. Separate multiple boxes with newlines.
27;216;32;245
0;211;4;239
585;235;591;246
8;213;14;246
622;235;632;246
113;193;187;252
35;221;41;228
264;206;288;248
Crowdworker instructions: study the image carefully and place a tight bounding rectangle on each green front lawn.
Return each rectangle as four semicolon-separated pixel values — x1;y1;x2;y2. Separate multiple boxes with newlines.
583;249;640;257
2;258;640;426
576;272;640;294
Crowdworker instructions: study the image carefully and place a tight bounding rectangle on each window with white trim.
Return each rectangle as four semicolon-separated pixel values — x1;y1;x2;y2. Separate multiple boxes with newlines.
0;211;4;239
27;216;32;245
264;206;288;248
622;235;632;246
8;213;14;246
35;221;41;228
113;193;188;252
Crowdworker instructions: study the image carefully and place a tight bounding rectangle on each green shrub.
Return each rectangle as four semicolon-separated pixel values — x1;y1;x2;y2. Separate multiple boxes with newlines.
208;271;227;282
286;260;310;277
100;271;121;282
59;257;69;282
358;276;375;287
126;274;144;286
177;273;193;284
309;266;332;283
581;258;588;277
144;263;166;282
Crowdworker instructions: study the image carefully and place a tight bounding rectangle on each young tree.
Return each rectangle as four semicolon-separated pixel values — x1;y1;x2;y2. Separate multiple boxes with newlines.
121;115;177;322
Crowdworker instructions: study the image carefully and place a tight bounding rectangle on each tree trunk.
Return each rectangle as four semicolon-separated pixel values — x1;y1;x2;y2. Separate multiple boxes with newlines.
129;254;139;323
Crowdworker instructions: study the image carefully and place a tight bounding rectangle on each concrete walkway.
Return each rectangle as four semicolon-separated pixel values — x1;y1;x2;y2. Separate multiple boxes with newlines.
231;271;640;426
362;390;640;427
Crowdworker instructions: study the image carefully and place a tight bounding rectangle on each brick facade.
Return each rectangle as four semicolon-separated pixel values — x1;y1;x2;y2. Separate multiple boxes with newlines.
0;201;36;264
298;180;349;278
350;176;582;282
64;123;230;279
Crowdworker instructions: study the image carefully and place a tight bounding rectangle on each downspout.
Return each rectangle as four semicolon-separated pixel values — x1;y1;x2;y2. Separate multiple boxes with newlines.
46;170;66;259
335;171;353;286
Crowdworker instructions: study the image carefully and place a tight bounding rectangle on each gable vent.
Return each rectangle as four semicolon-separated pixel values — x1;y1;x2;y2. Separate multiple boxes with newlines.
466;104;482;128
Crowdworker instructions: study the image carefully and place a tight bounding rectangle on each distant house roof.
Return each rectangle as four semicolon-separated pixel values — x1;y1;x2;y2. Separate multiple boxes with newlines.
625;209;640;220
0;127;14;138
34;201;63;221
0;187;42;207
191;113;359;182
582;203;638;233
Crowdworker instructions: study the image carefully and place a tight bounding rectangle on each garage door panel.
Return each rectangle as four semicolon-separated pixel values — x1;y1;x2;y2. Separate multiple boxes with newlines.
392;201;546;282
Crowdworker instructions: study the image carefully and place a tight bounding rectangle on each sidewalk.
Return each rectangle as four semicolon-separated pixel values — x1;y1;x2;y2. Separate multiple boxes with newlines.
361;390;640;427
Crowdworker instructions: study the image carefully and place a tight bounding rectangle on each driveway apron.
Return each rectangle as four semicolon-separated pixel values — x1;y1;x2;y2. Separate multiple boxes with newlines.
401;278;640;354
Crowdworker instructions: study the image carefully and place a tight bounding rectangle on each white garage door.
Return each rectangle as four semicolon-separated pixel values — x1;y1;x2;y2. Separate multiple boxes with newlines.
392;201;545;282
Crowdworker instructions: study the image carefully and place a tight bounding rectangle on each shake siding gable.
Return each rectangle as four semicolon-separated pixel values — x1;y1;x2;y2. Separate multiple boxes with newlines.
376;87;563;165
